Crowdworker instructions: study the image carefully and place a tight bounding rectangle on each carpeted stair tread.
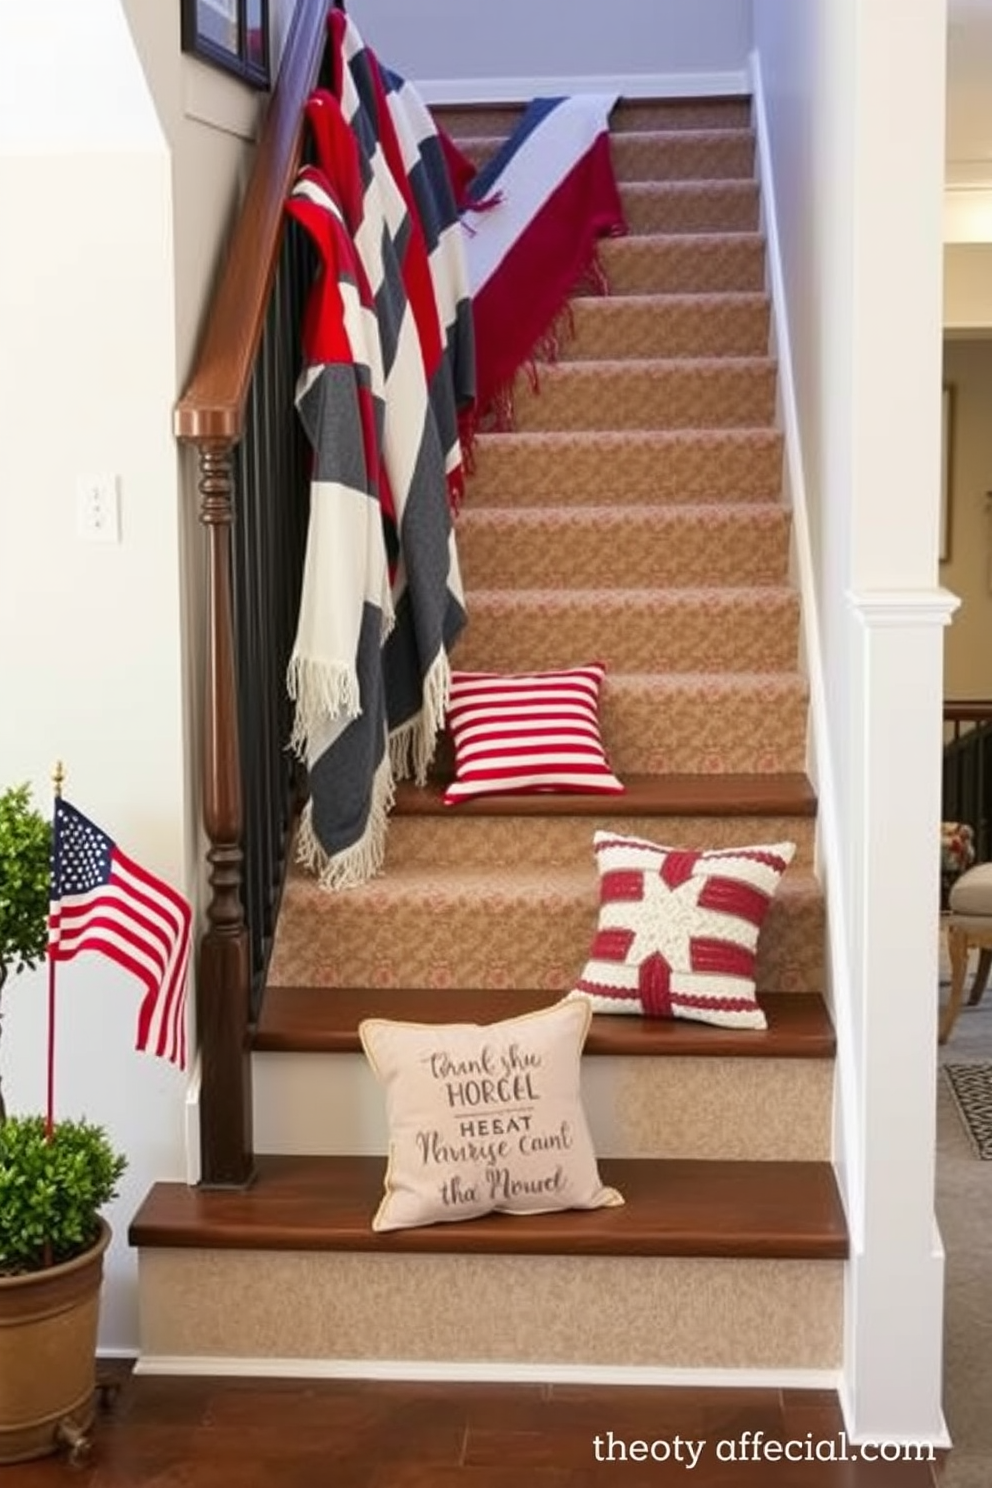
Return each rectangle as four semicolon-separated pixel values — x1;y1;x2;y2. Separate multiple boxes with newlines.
434;98;754;140
561;292;770;360
129;1154;846;1260
393;772;816;818
620;179;759;234
600;672;808;775
509;358;777;432
254;986;835;1058
456;503;789;589
451;587;800;674
600;232;766;294
459;128;756;182
268;864;824;995
383;773;816;870
465;427;783;506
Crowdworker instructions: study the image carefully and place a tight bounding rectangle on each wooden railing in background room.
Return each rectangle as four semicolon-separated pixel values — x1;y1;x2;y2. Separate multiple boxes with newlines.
173;0;334;1188
943;701;992;867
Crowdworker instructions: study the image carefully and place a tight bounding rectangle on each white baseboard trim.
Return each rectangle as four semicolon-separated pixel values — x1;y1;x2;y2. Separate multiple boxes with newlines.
134;1355;840;1391
837;1381;951;1453
417;70;750;107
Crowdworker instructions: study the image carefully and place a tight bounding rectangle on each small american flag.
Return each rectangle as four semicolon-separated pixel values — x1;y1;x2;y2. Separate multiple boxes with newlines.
48;798;192;1069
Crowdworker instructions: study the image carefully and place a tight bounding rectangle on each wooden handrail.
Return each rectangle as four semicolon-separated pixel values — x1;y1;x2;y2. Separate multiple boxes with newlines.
174;0;330;442
944;701;992;724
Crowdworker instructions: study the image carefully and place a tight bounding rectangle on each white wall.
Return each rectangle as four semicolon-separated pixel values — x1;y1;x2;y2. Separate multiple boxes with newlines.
122;0;299;384
0;0;185;1352
0;0;300;1351
753;0;950;1446
348;0;752;96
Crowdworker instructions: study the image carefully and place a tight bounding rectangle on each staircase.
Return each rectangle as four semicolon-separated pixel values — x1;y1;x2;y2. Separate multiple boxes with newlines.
131;95;845;1380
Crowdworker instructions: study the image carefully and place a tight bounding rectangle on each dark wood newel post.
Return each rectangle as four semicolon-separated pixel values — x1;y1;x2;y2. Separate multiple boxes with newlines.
196;438;255;1188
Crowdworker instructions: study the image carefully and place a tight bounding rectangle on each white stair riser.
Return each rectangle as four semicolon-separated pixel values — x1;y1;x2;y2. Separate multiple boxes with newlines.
253;1052;832;1161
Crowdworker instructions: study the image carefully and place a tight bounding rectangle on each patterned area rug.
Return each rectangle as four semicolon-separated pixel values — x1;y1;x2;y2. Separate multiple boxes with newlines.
944;1063;992;1159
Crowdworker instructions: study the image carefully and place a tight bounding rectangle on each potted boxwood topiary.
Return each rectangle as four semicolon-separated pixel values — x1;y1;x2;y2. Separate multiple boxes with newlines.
0;782;127;1465
0;782;50;1123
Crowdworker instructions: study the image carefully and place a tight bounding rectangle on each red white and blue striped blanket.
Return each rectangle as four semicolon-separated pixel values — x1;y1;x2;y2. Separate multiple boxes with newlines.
284;16;469;890
330;8;474;510
461;93;626;426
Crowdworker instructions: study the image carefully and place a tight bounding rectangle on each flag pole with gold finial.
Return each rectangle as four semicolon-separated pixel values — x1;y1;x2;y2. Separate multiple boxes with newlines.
46;761;65;1139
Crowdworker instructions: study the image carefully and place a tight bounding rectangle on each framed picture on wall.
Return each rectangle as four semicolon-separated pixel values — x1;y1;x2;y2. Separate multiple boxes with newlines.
941;384;954;563
181;0;270;89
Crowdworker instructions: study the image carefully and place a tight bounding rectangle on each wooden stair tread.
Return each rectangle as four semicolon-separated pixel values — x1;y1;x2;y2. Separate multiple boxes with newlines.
254;987;834;1059
129;1155;847;1260
395;772;817;818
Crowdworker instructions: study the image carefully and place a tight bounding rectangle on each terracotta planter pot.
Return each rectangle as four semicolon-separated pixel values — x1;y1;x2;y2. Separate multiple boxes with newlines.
0;1218;110;1464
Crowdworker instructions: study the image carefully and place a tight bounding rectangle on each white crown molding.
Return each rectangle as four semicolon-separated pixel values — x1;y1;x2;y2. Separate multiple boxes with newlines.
415;71;749;106
848;588;961;626
946;159;992;188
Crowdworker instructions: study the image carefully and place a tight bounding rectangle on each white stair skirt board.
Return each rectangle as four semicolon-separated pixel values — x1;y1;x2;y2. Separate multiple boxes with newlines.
416;71;750;106
251;1050;833;1162
750;41;953;1447
134;1356;842;1391
747;43;859;1241
136;1249;843;1371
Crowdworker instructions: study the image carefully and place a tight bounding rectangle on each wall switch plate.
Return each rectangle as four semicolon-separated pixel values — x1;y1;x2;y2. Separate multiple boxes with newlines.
76;474;121;544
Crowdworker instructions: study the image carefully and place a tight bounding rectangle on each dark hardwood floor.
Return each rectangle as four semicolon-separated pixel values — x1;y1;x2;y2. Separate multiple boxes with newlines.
11;1370;944;1485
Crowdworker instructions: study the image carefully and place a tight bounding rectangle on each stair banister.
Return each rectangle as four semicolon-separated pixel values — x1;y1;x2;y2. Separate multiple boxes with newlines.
174;0;333;1187
943;699;992;866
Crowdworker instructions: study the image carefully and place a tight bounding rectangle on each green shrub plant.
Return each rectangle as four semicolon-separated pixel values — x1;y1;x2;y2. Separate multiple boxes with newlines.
0;783;126;1275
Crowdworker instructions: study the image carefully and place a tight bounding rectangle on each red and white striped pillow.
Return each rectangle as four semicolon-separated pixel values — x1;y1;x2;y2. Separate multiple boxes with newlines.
442;664;624;805
571;831;796;1029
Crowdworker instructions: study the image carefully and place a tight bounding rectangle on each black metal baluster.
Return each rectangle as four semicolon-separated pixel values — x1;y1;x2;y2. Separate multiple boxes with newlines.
226;221;314;1022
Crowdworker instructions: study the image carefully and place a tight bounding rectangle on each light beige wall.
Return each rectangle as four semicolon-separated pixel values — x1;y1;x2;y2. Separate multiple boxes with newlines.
0;0;302;1352
121;0;299;391
945;244;992;330
0;0;187;1355
942;338;992;698
119;1;289;936
120;0;302;938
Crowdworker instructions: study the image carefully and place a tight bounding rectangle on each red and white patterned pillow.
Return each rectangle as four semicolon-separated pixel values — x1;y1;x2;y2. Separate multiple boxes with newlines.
571;831;796;1029
442;664;624;805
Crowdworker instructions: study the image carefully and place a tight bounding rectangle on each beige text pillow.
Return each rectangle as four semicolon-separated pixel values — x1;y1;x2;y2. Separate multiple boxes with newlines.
359;997;624;1232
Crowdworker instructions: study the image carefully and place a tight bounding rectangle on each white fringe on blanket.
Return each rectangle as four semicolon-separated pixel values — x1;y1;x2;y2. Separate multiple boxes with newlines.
388;649;452;786
286;656;362;758
295;750;397;891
